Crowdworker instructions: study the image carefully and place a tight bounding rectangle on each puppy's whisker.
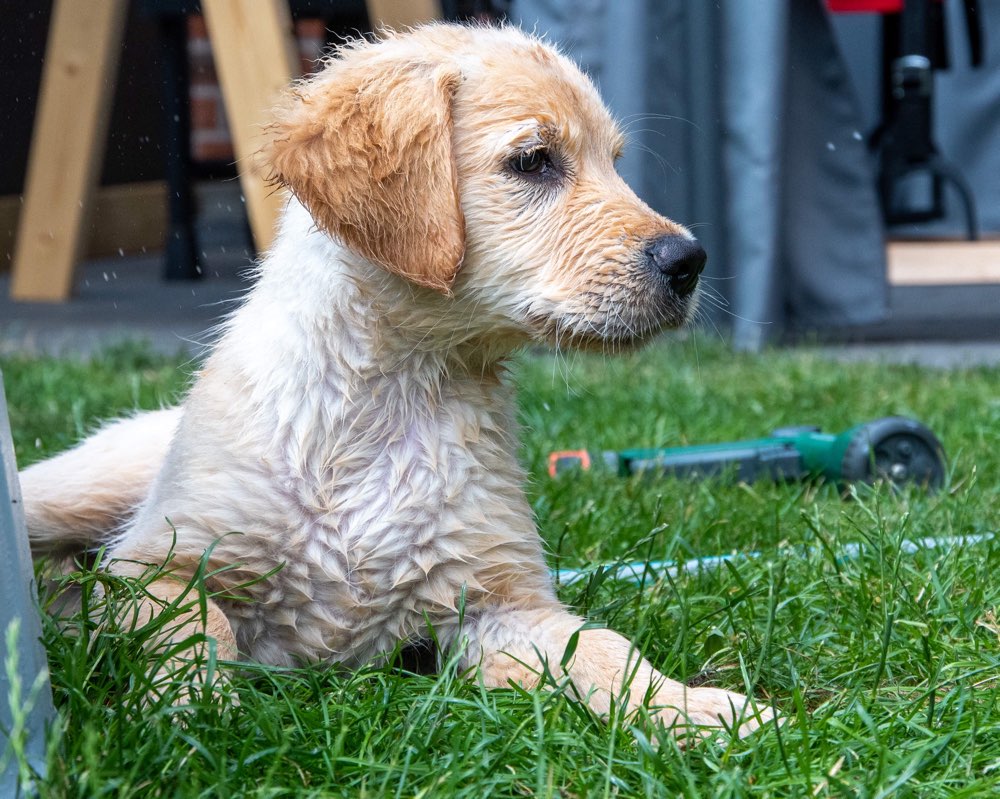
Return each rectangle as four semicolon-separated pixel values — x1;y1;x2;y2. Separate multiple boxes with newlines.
619;112;702;132
697;294;769;327
699;285;730;308
628;143;678;179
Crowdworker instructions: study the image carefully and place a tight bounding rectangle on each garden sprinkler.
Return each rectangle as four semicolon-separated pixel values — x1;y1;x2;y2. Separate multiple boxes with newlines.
548;416;946;492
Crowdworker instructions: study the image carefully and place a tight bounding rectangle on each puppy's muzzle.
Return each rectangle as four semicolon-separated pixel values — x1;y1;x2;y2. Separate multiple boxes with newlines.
645;234;707;297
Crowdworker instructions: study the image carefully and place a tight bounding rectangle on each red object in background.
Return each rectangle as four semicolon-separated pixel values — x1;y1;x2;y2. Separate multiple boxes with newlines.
827;1;904;11
826;1;944;12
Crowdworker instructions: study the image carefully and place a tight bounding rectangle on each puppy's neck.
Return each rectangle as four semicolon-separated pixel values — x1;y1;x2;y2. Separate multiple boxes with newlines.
250;199;521;379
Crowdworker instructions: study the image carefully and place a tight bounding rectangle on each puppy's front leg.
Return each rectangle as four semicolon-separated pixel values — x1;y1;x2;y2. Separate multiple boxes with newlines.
112;568;238;704
462;606;770;739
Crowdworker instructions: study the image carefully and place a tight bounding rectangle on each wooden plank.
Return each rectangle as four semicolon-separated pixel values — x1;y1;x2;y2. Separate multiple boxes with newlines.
10;0;128;302
84;182;168;258
1;182;167;267
201;0;299;253
887;240;1000;286
365;0;442;28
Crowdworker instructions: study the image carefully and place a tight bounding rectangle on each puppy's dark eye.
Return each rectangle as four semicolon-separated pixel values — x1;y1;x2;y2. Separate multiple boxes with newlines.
510;149;549;176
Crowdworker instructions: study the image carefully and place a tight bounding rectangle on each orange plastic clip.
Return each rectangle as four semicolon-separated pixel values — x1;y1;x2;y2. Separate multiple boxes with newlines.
547;449;592;477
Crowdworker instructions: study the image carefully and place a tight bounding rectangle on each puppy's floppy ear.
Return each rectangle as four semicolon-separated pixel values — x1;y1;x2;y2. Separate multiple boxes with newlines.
261;45;465;293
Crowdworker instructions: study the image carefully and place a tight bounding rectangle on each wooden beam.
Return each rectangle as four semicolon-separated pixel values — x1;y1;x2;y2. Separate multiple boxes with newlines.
887;240;1000;286
200;0;299;253
10;0;128;302
365;0;442;28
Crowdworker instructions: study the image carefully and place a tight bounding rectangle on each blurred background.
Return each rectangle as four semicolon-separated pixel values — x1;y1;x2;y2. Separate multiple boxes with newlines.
0;0;997;354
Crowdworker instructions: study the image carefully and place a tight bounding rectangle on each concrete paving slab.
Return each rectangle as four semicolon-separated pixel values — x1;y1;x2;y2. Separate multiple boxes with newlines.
813;341;1000;369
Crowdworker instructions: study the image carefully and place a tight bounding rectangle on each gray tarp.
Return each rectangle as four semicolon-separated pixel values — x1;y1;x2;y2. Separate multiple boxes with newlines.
512;0;890;348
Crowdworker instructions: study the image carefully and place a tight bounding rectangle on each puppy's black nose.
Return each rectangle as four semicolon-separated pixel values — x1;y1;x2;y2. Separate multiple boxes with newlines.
646;235;707;296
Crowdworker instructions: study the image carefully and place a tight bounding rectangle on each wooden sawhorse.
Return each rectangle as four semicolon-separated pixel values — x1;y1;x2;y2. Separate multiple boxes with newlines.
10;0;440;302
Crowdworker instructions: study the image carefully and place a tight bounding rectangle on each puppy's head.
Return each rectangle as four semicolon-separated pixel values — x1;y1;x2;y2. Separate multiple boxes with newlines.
262;25;703;351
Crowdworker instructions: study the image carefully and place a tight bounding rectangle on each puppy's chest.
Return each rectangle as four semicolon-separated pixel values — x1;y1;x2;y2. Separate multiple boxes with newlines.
274;386;529;593
302;409;495;541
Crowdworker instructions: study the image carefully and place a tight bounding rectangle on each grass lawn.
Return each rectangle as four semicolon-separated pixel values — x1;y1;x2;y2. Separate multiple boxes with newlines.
2;338;999;797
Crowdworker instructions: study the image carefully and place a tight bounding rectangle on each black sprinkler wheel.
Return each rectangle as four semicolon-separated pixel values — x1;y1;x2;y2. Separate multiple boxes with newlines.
840;417;946;490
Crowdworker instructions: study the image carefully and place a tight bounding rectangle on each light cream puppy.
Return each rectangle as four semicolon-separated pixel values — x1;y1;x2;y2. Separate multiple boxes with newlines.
22;24;771;736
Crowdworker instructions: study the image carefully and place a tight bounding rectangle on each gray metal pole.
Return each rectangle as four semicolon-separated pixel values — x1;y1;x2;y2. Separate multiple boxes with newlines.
600;0;649;200
0;372;55;795
683;0;729;302
719;0;790;350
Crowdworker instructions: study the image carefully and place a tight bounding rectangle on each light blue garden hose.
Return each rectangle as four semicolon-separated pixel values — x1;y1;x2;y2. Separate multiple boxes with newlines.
553;532;996;586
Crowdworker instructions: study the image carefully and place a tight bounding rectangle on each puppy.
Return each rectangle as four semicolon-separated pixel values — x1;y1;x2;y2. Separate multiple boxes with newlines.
22;24;770;737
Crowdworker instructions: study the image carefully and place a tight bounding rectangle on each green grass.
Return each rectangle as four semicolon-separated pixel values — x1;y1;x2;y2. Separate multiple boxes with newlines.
2;338;999;797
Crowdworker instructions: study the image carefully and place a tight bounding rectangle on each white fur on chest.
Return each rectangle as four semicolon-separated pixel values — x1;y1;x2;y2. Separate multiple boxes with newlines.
117;203;553;666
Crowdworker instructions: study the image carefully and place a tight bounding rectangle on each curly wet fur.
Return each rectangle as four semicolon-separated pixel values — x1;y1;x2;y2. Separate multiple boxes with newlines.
21;24;769;737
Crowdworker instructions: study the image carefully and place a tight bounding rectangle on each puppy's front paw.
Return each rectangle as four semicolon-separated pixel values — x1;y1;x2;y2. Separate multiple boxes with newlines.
144;654;240;711
653;686;776;741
